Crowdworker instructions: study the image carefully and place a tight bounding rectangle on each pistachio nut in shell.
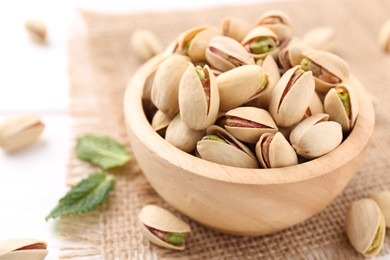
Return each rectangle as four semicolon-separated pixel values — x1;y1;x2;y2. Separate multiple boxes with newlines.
324;84;358;132
346;199;386;257
221;16;251;42
196;125;258;168
165;114;205;153
299;50;350;92
205;36;255;72
219;106;278;143
278;38;312;72
241;26;279;60
176;26;208;55
217;65;267;111
378;19;390;53
255;132;297;169
151;54;189;116
179;64;219;130
0;114;44;153
0;238;48;260
139;205;191;250
289;113;342;159
269;65;315;127
302;26;336;52
143;55;168;100
255;10;292;41
130;29;162;62
152;110;173;137
369;191;390;228
304;91;324;118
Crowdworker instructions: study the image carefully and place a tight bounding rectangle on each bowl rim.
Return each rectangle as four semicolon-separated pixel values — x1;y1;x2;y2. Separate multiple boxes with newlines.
124;54;375;185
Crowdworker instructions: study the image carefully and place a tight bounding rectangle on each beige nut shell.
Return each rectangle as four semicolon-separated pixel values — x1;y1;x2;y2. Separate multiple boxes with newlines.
0;238;48;260
221;16;251;42
369;191;390;228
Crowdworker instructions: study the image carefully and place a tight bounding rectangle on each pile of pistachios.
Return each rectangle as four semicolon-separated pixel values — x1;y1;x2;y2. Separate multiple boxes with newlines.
142;10;358;169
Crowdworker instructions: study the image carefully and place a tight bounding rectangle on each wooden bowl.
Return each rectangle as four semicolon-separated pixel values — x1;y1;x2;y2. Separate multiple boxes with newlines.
124;56;375;236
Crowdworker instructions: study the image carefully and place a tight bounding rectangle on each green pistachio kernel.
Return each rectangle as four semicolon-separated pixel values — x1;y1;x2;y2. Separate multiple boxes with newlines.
195;66;207;80
201;135;227;143
337;88;351;117
167;232;185;245
250;37;275;54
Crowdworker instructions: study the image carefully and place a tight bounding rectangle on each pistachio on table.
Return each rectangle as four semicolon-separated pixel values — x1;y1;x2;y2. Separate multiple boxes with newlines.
369;191;390;228
131;29;162;62
0;114;44;153
346;199;386;257
0;238;48;260
25;19;46;44
139;205;191;250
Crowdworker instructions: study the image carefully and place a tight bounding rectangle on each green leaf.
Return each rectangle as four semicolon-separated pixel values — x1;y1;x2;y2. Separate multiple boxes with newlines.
46;172;115;220
76;134;131;170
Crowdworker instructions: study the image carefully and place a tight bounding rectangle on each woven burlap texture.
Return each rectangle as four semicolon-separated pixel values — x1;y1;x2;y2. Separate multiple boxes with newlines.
62;0;390;259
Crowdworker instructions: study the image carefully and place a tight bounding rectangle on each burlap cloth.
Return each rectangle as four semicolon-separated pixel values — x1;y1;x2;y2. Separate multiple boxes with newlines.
61;0;390;258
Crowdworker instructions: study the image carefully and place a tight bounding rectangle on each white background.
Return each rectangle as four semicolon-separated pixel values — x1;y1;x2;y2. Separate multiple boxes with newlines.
0;0;388;259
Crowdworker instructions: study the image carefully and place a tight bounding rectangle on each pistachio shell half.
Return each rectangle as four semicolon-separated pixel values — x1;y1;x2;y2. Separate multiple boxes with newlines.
217;65;267;111
151;54;190;116
139;205;191;251
324;84;358;132
242;26;280;60
255;132;298;168
152;110;173;137
346;199;386;257
268;65;315;127
221;16;251;42
196;125;258;168
165;114;205;153
206;36;255;72
289;113;342;159
302;26;336;52
219;106;278;143
0;238;48;260
255;10;292;41
179;64;219;130
0;114;44;153
369;191;390;228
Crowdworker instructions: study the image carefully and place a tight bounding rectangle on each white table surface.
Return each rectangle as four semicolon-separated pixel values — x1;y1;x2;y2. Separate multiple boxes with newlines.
0;0;388;259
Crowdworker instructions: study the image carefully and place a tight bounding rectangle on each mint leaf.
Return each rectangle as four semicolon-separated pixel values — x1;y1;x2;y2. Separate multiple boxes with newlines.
76;134;131;170
46;172;115;220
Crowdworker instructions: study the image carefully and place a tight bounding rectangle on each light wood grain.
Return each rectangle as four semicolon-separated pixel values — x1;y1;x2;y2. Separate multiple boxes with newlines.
124;55;375;236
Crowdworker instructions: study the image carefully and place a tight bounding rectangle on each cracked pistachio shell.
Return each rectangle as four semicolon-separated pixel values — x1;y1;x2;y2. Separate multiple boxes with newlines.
139;205;191;251
151;54;190;116
255;10;292;41
346;199;386;257
152;110;173;134
369;191;390;228
269;66;315;127
206;36;255;72
324;84;358;132
0;114;44;153
290;113;342;159
278;38;312;72
165;114;205;153
221;16;251;42
196;125;259;168
246;55;281;109
130;30;162;62
0;238;48;260
378;19;390;52
302;26;336;52
300;50;350;93
241;26;279;60
179;64;219;130
255;132;298;168
304;91;324;118
217;65;267;111
221;106;278;143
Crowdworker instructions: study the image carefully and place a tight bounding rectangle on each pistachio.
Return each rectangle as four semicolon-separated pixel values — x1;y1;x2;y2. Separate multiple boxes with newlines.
217;65;267;111
242;27;279;60
255;10;292;42
378;19;390;53
206;36;255;72
151;110;173;137
324;84;358;132
196;125;258;168
165;114;205;153
0;238;48;260
346;199;386;257
130;30;162;62
0;114;44;153
304;91;324;118
25;19;46;44
179;64;219;130
302;26;336;52
221;17;251;42
278;38;312;72
289;113;342;159
139;205;191;250
151;54;190;116
268;65;315;127
369;191;390;228
218;106;278;143
255;132;298;168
